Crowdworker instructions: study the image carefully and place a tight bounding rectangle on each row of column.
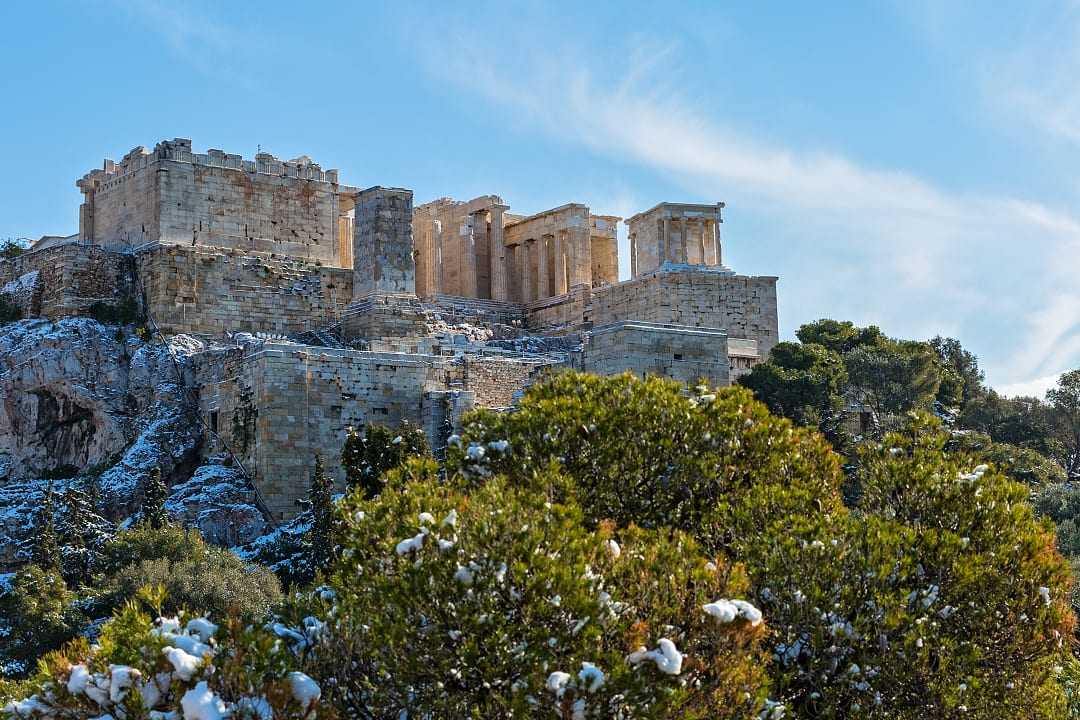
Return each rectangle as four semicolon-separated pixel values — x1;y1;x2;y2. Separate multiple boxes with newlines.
628;216;721;277
660;216;721;267
517;230;574;303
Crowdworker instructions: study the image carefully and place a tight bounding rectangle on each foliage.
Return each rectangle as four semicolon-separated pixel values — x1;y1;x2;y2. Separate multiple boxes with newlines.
140;466;168;529
86;298;139;326
340;421;430;499
306;455;335;574
0;590;324;718
56;480;112;589
0;566;82;678
959;390;1060;456
450;371;845;554
739;340;850;451
0;241;25;260
845;340;942;431
97;525;281;620
796;318;887;355
947;431;1067;488
31;485;59;572
930;335;986;409
293;460;773;719
1048;369;1080;479
0;295;19;326
450;372;1076;718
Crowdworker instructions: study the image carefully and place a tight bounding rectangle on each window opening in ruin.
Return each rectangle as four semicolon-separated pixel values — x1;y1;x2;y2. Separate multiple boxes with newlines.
673;353;684;361
209;409;219;433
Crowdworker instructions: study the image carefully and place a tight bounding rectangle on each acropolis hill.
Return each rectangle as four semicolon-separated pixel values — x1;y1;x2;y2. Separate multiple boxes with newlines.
0;138;778;519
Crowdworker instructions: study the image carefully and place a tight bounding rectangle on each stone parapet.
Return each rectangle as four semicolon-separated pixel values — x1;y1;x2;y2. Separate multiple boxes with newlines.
583;320;731;387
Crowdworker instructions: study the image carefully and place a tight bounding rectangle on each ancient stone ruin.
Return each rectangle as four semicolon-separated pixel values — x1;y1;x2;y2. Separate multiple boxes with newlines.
2;138;778;519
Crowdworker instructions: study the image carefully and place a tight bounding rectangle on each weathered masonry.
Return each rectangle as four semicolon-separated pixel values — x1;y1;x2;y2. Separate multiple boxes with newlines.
6;138;780;517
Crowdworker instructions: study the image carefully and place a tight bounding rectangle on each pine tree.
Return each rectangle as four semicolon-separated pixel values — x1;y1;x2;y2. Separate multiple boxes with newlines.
32;482;60;571
57;479;102;588
141;466;169;529
308;454;335;573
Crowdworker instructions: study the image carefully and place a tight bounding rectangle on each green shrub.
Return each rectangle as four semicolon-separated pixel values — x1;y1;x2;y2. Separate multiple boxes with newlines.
0;566;82;677
86;298;139;326
448;372;846;552
97;525;281;620
340;420;430;499
0;295;20;325
449;372;1076;718
291;459;773;719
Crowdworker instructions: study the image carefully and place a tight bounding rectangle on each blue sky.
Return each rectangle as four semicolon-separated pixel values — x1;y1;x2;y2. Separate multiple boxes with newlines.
1;1;1079;395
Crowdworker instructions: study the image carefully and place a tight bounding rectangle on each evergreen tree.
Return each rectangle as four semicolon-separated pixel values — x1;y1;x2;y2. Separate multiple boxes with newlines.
57;479;99;587
341;421;430;499
308;454;336;573
32;482;60;571
141;466;168;529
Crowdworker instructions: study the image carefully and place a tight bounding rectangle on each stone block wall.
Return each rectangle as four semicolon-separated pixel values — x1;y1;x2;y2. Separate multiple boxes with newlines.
0;244;135;318
524;285;592;333
138;245;353;336
457;355;554;407
78;140;354;266
583;321;731;387
589;269;779;357
354;187;415;296
234;345;455;517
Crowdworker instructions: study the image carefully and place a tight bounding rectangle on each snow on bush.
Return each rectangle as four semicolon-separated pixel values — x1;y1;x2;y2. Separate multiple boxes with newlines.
282;458;771;719
1;589;321;719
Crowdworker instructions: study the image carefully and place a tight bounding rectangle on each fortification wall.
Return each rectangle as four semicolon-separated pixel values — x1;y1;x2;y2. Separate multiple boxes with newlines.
137;245;353;336
0;244;135;318
79;140;351;266
590;269;778;356
524;285;591;333
457;356;553;407
582;321;731;387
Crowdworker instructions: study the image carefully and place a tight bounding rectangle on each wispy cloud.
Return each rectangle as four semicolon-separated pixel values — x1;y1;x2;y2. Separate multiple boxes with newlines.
419;29;1080;389
107;0;258;82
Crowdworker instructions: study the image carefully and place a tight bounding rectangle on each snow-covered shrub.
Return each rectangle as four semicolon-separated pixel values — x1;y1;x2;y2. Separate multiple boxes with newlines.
0;588;324;719
290;459;772;718
97;525;281;619
340;420;430;499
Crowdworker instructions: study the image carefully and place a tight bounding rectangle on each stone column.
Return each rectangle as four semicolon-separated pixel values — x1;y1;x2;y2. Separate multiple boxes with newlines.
520;241;532;303
568;226;591;287
463;215;480;298
679;217;689;264
697;218;707;265
554;230;567;294
537;234;550;299
661;216;671;266
433;219;443;294
489;204;509;301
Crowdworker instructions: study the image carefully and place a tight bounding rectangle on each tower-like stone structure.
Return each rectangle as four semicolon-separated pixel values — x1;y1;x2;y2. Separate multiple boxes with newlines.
343;186;425;342
626;202;724;277
352;186;415;296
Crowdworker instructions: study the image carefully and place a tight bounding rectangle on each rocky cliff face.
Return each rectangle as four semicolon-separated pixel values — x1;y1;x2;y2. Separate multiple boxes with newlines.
0;319;269;568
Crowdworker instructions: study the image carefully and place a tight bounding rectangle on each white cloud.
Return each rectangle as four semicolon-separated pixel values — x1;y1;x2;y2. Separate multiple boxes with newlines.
997;373;1062;400
420;34;1080;391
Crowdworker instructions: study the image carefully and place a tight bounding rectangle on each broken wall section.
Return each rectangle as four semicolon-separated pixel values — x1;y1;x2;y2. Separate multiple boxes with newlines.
0;244;136;319
138;245;353;336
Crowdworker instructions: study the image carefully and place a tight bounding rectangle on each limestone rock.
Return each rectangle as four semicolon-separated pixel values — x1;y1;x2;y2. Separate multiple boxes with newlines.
165;460;269;546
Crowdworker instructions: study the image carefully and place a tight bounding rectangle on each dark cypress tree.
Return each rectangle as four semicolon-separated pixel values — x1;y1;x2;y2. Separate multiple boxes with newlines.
57;479;110;588
32;482;60;571
142;466;169;529
309;454;335;573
